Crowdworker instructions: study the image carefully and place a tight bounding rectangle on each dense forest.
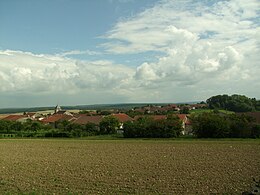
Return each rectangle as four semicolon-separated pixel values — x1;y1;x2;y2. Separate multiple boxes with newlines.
207;94;260;112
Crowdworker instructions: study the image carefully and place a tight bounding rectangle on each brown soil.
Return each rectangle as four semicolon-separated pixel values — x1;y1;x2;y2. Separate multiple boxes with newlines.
0;139;259;194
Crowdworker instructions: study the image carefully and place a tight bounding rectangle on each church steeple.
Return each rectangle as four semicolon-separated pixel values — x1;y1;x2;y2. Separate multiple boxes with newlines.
54;104;62;114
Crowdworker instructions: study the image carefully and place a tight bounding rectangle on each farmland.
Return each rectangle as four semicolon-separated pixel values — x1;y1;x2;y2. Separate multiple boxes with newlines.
0;139;259;194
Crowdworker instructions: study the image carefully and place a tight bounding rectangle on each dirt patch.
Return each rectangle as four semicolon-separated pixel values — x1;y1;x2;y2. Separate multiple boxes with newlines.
0;114;9;119
0;139;259;194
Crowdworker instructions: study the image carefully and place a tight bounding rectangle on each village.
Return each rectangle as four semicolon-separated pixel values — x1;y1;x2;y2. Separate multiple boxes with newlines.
0;103;208;137
1;94;260;139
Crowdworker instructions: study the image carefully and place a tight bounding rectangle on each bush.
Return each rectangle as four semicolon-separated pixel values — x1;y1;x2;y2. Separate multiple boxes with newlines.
191;113;230;138
99;116;119;134
191;112;258;138
123;115;182;138
252;124;260;138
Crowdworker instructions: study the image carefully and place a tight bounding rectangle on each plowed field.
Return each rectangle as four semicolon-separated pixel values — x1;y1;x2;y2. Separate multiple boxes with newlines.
0;139;259;194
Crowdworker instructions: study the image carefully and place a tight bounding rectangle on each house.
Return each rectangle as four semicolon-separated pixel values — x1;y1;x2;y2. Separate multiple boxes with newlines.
53;105;73;116
73;115;104;125
176;114;187;129
41;114;75;127
54;105;62;114
1;115;29;123
24;112;37;119
184;117;193;135
111;113;133;129
55;110;73;116
1;112;46;123
176;114;193;135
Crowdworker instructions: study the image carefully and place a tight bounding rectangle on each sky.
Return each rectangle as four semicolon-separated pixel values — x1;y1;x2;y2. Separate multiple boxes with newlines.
0;0;259;108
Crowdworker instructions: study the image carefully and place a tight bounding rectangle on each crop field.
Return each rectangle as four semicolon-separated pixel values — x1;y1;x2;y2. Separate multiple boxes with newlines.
0;139;259;194
0;114;9;120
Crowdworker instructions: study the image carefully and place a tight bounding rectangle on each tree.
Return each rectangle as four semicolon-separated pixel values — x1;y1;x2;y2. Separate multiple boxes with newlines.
228;114;255;138
191;112;258;138
206;94;257;112
180;107;190;114
30;121;42;131
57;120;70;131
99;116;119;134
123;121;141;138
84;122;99;135
252;124;260;138
79;110;90;114
123;115;182;138
165;114;183;137
0;120;12;133
191;113;230;138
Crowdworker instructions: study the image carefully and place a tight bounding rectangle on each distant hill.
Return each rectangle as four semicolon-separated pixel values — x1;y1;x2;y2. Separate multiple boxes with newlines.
0;102;199;114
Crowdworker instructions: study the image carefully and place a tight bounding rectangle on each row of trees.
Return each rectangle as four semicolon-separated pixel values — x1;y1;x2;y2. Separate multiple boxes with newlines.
207;94;260;112
123;115;182;138
0;116;120;138
191;112;260;138
0;115;183;138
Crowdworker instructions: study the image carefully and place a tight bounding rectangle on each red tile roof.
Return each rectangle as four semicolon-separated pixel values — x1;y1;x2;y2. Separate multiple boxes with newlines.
111;113;133;122
2;115;26;121
26;112;36;117
41;114;74;123
73;115;103;125
176;114;187;121
185;118;192;125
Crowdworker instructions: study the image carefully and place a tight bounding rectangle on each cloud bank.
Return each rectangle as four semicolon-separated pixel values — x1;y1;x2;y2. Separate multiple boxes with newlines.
0;50;134;93
0;0;259;107
105;0;259;84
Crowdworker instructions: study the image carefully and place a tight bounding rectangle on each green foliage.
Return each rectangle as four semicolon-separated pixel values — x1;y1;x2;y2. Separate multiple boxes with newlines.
228;114;255;138
99;116;120;134
79;110;90;114
180;107;190;114
252;124;260;138
123;115;182;138
83;123;99;136
125;110;143;118
10;121;23;132
191;113;230;138
97;110;112;116
207;94;258;112
191;112;259;138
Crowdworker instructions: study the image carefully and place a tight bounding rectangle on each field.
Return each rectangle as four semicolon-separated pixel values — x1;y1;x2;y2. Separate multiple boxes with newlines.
189;109;234;114
0;139;259;194
0;114;9;120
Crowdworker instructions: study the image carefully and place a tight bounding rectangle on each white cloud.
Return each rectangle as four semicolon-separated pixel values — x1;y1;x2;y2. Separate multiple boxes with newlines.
0;50;134;95
57;50;101;57
0;0;259;107
103;0;259;100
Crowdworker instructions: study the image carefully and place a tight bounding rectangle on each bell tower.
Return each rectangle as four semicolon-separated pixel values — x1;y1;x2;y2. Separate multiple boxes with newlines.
54;104;62;114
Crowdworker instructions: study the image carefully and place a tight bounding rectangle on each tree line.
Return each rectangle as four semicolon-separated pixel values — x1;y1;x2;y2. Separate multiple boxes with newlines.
207;94;260;112
0;115;183;138
123;115;183;138
191;112;260;138
0;116;119;138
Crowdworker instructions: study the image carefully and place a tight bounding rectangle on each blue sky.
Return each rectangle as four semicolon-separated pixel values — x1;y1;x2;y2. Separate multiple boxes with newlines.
0;0;157;65
0;0;259;108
